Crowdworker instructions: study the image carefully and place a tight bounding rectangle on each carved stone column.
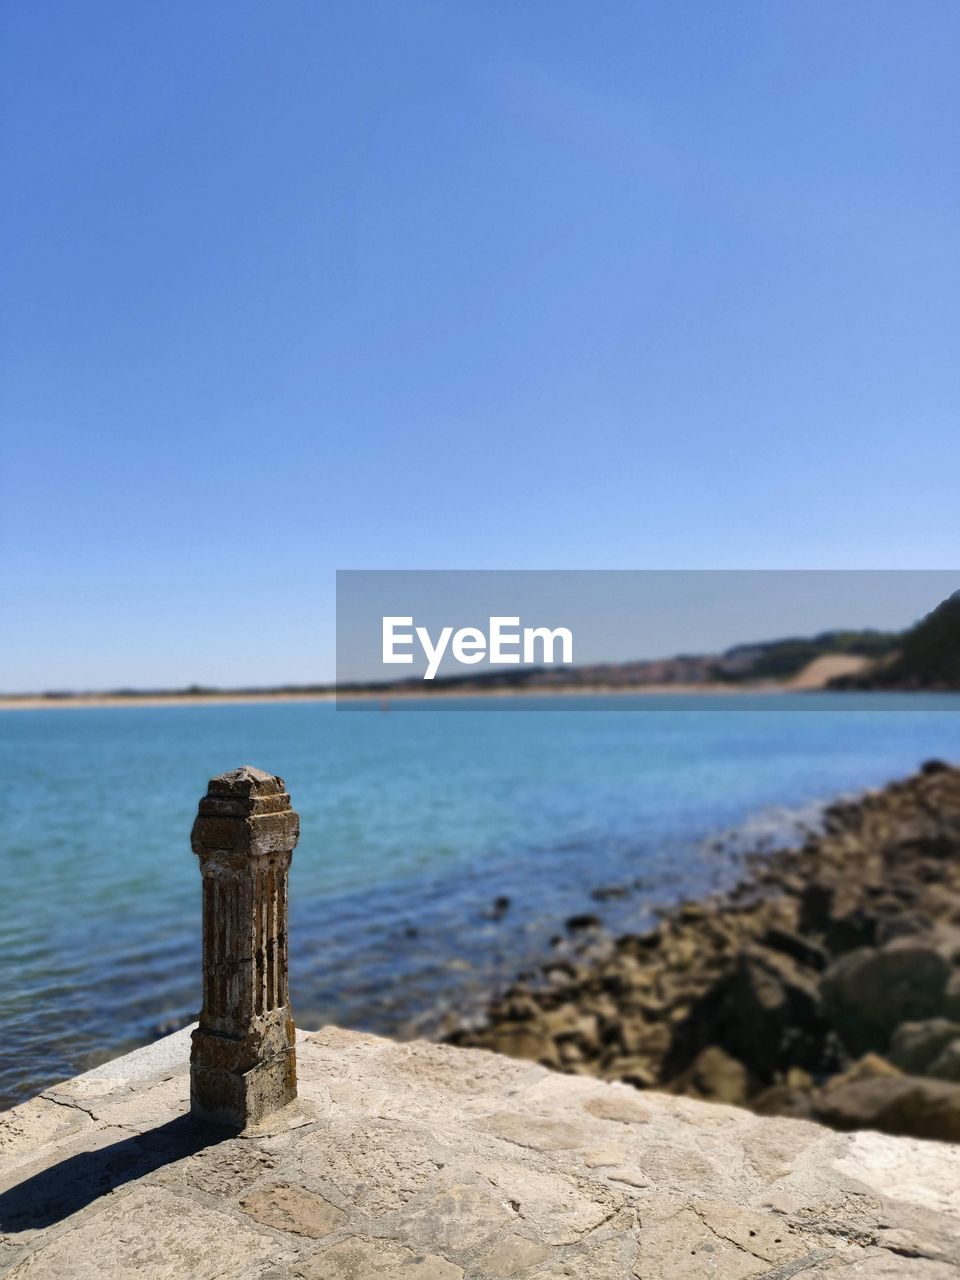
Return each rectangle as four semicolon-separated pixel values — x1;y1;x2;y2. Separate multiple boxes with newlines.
190;766;299;1128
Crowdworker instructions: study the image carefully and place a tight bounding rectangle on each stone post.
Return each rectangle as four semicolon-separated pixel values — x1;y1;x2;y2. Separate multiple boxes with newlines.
190;766;299;1129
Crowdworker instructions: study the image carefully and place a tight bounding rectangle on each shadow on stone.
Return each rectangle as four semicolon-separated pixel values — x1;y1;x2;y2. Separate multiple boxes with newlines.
0;1115;225;1233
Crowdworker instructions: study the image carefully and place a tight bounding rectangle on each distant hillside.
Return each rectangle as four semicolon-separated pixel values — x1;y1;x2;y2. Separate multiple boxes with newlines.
830;591;960;691
337;626;901;693
716;629;898;683
4;597;957;704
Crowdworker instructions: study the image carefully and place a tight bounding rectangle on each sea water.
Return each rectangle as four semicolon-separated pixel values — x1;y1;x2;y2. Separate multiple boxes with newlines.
2;693;959;1107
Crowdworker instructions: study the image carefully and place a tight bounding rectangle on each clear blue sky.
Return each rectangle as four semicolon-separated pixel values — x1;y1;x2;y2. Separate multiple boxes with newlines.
2;2;958;690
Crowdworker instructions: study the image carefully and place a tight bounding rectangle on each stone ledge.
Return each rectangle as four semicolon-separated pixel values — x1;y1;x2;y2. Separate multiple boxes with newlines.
1;1026;958;1278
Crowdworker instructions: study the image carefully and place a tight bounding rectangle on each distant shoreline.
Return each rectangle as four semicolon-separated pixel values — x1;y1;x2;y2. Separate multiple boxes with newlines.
0;691;338;711
0;683;781;711
0;652;888;711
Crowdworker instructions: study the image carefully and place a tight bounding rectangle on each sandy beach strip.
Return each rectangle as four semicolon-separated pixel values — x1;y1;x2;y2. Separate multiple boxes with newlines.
0;654;864;711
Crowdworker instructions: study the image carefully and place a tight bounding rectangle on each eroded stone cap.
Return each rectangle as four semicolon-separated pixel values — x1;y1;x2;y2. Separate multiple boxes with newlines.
192;766;299;856
207;766;285;797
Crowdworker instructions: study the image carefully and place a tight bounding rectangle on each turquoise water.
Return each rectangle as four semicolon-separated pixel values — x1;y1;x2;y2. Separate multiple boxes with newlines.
2;693;960;1108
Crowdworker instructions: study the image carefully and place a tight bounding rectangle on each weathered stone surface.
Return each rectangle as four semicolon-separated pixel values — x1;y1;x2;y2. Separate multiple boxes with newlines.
295;1236;463;1279
2;1185;299;1279
482;1111;593;1151
633;1200;807;1280
241;1183;345;1238
190;766;299;1130
0;1097;92;1173
1;1026;958;1278
477;1233;553;1277
293;1119;442;1214
401;1181;516;1252
153;1138;275;1196
474;1160;619;1246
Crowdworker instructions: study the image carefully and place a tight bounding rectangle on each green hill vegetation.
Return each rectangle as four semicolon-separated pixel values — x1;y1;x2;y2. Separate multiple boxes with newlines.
718;630;898;683
830;591;960;690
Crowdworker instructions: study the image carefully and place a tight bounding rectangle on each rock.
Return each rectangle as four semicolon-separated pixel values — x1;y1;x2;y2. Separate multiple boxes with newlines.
922;758;951;775
798;879;834;933
614;1017;670;1061
668;1046;757;1106
501;994;542;1022
489;1023;557;1066
598;1056;658;1088
811;1074;960;1142
826;906;880;954
822;932;959;1052
927;1039;960;1083
876;911;935;943
668;947;825;1080
677;901;707;922
483;895;511;921
565;913;601;932
447;762;960;1140
797;879;879;953
823;1052;901;1090
785;1066;813;1088
889;1019;960;1074
590;884;630;901
762;925;828;971
751;1083;817;1121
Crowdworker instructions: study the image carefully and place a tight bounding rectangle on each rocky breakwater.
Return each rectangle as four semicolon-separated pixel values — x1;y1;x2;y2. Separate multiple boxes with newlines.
447;761;960;1142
